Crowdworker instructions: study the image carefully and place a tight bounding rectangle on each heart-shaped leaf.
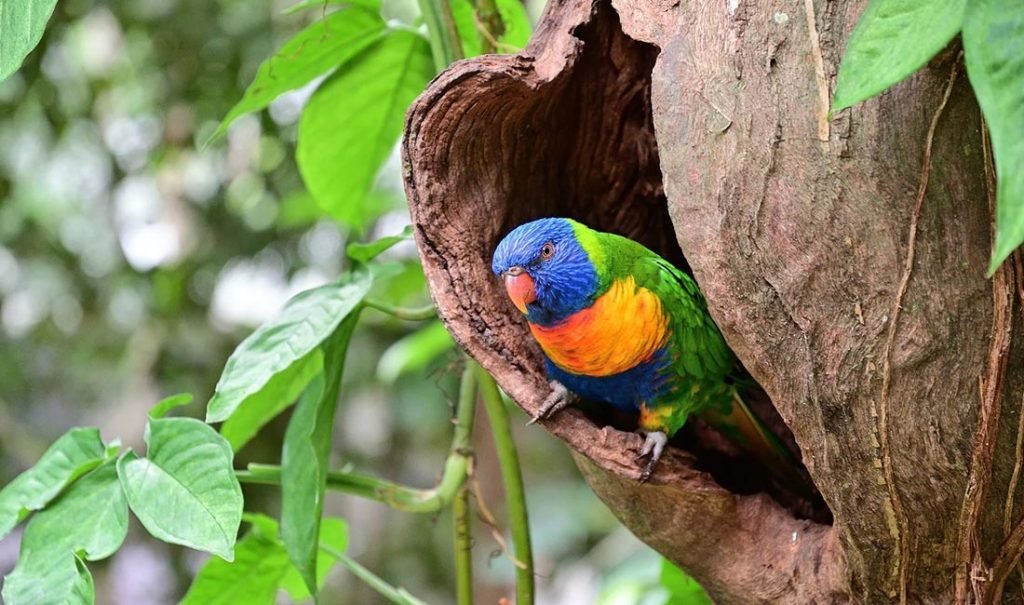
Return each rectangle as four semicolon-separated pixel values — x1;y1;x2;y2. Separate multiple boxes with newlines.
2;464;127;605
0;427;106;539
117;418;243;560
296;31;434;227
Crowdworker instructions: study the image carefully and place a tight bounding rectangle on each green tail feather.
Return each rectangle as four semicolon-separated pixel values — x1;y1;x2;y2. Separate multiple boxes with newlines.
697;391;814;498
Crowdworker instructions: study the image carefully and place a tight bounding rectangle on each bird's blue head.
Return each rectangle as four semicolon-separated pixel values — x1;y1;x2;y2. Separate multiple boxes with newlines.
491;218;600;326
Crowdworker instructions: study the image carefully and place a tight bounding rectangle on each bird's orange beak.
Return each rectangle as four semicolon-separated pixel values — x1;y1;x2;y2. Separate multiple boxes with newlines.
503;269;536;313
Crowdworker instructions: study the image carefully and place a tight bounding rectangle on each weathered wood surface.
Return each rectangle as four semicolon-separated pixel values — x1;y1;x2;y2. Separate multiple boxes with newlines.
402;0;1023;601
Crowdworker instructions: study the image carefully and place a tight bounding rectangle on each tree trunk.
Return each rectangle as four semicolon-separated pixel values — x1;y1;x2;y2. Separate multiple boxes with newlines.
400;0;1024;602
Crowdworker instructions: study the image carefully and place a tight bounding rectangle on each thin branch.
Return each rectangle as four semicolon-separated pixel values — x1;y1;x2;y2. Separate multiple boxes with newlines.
472;0;504;54
469;477;527;569
453;361;477;605
453;484;474;605
417;0;464;70
471;12;517;54
238;362;476;513
1004;386;1024;537
364;299;437;321
476;364;534;605
322;545;430;605
989;517;1024;605
1012;232;1024;605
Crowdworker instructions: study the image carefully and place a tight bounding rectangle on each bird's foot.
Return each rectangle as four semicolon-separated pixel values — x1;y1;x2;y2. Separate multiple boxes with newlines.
527;380;575;425
634;431;668;483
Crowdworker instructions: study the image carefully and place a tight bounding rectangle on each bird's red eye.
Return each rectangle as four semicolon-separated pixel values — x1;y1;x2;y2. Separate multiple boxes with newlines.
540;243;555;259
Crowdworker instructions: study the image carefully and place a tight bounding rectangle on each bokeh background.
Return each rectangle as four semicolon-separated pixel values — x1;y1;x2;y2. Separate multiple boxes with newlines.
0;1;708;603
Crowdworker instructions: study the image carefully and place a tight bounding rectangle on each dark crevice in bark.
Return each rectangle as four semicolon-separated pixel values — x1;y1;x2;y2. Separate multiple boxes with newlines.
524;0;829;520
439;0;828;516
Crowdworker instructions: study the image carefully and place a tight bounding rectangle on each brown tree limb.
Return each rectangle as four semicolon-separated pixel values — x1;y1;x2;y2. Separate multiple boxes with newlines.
402;0;1010;600
401;0;846;601
982;115;1024;605
881;51;960;604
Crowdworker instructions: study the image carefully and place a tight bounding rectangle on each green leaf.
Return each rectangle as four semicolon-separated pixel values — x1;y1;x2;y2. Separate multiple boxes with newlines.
179;520;292;605
496;0;532;50
149;393;194;419
964;0;1024;271
21;463;128;560
347;225;413;263
241;512;281;539
449;0;531;56
297;31;434;228
377;320;454;383
658;558;712;605
2;464;127;605
206;269;372;424
0;0;59;83
281;317;358;598
117;418;243;560
278;517;349;601
210;8;387;141
831;0;966;113
68;556;95;605
2;553;94;605
182;514;349;605
0;427;106;539
220;349;324;451
449;0;484;57
321;516;349;556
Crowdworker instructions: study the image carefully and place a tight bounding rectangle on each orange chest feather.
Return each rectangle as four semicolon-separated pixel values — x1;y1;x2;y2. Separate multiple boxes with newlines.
529;277;669;377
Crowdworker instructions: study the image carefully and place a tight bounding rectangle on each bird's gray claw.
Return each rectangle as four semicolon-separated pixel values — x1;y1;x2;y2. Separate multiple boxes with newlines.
528;380;574;425
635;431;668;483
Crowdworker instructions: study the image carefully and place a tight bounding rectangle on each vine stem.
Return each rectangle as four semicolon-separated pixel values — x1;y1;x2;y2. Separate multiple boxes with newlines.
321;545;430;605
475;363;534;605
453;485;474;605
453;360;477;605
417;0;464;71
363;299;437;321
472;0;504;53
236;364;476;514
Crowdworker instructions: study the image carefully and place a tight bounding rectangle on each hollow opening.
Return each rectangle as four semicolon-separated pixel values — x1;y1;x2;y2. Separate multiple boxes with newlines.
489;2;832;523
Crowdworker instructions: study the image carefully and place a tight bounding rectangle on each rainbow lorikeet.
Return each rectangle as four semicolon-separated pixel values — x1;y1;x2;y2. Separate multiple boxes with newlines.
491;217;795;482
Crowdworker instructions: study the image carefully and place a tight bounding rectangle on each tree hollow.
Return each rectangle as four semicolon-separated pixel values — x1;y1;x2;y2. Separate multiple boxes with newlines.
401;0;1020;601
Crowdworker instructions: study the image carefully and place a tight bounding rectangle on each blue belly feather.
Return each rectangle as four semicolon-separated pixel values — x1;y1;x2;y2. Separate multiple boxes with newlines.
543;347;673;412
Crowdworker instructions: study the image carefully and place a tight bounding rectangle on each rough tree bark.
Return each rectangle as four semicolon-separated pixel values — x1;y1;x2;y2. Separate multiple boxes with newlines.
401;0;1024;602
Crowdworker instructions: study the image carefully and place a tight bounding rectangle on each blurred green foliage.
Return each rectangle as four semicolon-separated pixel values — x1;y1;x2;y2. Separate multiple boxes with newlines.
0;0;713;603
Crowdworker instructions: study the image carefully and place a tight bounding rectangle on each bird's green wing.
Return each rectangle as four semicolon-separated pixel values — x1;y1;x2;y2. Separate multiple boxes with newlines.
630;252;734;389
593;230;734;410
594;231;809;490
